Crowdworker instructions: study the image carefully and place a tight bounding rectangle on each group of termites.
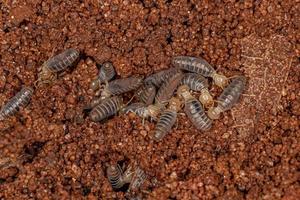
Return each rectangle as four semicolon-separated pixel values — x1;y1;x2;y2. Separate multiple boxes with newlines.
87;55;246;142
0;49;246;194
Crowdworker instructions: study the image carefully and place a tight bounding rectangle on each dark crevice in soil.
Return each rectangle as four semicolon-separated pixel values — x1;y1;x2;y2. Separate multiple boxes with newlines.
22;141;47;164
166;34;173;44
82;186;91;196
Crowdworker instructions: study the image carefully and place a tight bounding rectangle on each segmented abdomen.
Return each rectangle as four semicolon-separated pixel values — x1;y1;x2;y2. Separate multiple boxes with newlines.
121;102;146;116
89;96;123;122
107;77;143;95
99;62;116;83
86;97;103;109
153;109;177;141
135;83;156;105
172;56;215;77
181;73;208;91
107;164;124;189
217;76;246;111
184;99;212;131
44;48;80;72
129;167;147;191
144;68;178;87
0;87;34;120
155;71;184;105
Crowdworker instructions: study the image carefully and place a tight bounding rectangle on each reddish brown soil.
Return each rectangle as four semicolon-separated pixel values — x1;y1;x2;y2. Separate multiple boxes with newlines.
0;0;299;199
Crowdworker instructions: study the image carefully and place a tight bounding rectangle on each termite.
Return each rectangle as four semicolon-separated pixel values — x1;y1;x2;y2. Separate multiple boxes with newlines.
181;73;213;107
208;76;246;119
107;164;125;189
85;97;103;110
0;86;34;121
36;48;80;86
155;71;184;107
153;97;182;141
144;68;179;87
100;77;143;99
177;85;212;131
107;164;134;190
128;166;147;192
172;56;228;88
135;83;156;105
120;102;146;115
121;102;161;121
90;62;116;91
89;96;123;122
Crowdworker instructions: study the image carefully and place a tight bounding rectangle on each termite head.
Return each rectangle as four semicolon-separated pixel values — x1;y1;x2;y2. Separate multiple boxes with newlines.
145;104;161;120
199;88;213;108
168;97;182;111
177;84;189;95
35;65;57;87
90;78;101;91
207;106;222;119
100;87;112;99
177;85;192;100
212;73;228;89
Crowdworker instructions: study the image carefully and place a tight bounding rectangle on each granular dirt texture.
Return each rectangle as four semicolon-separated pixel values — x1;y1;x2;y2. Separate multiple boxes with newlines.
0;0;299;199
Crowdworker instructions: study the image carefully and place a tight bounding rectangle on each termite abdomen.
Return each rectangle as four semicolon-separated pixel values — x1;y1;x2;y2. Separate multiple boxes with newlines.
0;86;34;121
120;102;146;115
172;56;228;88
128;167;147;191
181;73;208;91
178;85;212;131
153;97;181;141
208;76;246;119
172;56;214;77
153;110;177;141
181;73;213;107
155;71;184;106
144;68;178;87
84;97;103;110
184;99;212;131
43;48;80;72
217;76;246;110
89;96;123;122
135;83;156;105
104;76;144;96
99;62;116;83
107;164;125;189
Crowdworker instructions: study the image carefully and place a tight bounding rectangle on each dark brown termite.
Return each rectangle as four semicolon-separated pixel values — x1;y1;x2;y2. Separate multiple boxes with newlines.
172;56;228;88
177;85;212;131
208;76;246;119
0;86;34;121
100;77;143;99
89;96;123;122
135;83;156;105
181;73;213;107
153;97;182;141
37;48;80;85
155;71;184;106
90;62;116;91
144;68;179;87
